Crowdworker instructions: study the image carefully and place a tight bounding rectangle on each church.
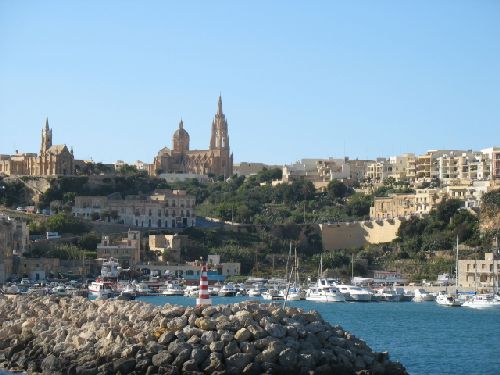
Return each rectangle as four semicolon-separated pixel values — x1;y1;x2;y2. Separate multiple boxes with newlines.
149;95;234;178
0;119;75;176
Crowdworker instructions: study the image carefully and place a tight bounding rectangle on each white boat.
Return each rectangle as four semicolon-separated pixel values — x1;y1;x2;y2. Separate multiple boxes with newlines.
262;288;284;300
2;284;20;295
248;286;263;297
51;285;69;297
435;291;463;307
462;294;500;309
88;281;113;299
161;283;185;296
306;279;346;302
393;287;414;302
218;283;237;297
135;283;154;295
283;286;305;301
100;258;121;279
337;284;372;302
375;287;401;302
184;285;199;297
413;288;435;302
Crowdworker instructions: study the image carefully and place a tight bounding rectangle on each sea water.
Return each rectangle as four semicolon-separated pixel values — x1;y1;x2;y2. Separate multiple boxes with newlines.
138;295;500;375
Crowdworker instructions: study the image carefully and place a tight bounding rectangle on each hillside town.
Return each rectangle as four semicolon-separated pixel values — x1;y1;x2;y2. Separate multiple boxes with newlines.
0;96;498;292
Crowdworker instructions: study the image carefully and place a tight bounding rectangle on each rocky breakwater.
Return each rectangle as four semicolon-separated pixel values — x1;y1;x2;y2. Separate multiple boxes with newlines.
0;295;407;375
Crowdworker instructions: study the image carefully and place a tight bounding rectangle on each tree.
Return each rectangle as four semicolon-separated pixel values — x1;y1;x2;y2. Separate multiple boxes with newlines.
327;180;349;200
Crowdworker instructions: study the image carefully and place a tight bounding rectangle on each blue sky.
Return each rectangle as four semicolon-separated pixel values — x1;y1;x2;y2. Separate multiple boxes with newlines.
1;0;499;165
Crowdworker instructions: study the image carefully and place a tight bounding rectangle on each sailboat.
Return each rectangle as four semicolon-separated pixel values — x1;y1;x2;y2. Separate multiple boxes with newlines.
436;236;463;307
463;238;500;309
305;254;346;302
284;246;306;301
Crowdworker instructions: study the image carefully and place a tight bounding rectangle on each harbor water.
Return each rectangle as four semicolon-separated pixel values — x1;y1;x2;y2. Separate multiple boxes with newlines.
138;295;500;375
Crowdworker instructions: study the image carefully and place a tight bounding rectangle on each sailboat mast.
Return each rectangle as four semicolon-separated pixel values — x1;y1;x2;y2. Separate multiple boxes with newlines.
455;235;459;292
351;253;354;282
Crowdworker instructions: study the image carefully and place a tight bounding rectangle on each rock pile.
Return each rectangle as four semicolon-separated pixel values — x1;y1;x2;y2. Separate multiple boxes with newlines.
0;295;407;374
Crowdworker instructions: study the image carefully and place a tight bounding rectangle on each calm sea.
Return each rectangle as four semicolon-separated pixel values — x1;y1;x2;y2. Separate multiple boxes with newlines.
138;295;500;375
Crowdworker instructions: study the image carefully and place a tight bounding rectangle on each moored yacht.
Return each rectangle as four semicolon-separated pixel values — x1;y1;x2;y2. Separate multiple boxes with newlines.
462;294;500;309
413;288;435;302
435;291;463;307
375;287;401;302
262;288;284;300
306;279;346;302
337;284;372;302
161;283;185;296
218;283;237;297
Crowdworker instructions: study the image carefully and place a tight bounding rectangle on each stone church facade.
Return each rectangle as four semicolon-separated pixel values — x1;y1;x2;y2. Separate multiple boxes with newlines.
149;95;234;178
0;119;75;176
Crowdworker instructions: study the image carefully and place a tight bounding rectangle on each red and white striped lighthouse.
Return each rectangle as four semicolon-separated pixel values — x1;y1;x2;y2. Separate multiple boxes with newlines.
196;263;212;307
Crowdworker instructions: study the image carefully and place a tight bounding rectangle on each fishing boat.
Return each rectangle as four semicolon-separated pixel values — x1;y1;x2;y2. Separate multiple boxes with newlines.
88;281;113;299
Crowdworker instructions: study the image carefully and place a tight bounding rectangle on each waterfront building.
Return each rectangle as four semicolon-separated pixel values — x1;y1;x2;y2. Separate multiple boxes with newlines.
0;118;75;176
138;258;241;283
72;189;196;229
149;95;233;178
96;230;141;267
458;252;500;289
0;216;30;282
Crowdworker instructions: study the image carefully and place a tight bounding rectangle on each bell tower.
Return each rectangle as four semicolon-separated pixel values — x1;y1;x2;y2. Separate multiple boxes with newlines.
40;117;52;155
210;95;230;150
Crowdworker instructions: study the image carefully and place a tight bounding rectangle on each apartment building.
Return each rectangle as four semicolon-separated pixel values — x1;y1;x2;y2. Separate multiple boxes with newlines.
73;189;196;229
96;230;141;267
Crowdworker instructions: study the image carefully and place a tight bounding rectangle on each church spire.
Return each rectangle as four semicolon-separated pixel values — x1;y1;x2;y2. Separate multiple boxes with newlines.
45;117;49;131
179;118;184;129
218;94;223;115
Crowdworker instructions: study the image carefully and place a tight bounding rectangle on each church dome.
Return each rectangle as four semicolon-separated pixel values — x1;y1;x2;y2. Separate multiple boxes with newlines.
172;119;190;153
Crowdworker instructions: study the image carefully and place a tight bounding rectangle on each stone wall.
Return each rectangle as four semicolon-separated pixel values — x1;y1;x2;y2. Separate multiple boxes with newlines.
320;219;402;250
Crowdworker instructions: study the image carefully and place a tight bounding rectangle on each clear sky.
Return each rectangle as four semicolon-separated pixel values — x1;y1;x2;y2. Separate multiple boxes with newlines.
1;0;499;165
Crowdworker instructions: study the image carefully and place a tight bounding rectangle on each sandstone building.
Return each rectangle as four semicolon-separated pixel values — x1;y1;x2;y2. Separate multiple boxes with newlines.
72;189;196;229
0;118;75;176
97;230;141;267
149;95;233;178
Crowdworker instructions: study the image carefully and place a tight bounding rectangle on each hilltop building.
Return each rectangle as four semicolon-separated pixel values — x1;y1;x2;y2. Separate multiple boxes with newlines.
150;95;233;178
0;118;75;176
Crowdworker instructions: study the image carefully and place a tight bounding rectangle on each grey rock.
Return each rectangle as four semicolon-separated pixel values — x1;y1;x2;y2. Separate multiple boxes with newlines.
209;341;224;352
241;362;261;375
191;347;210;365
152;351;174;367
223;340;240;358
167;340;191;356
182;359;199;372
265;323;286;338
41;354;63;373
172;348;191;368
200;331;218;345
113;357;136;373
158;331;175;345
225;353;253;372
234;328;252;342
278;348;297;368
158;364;180;374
